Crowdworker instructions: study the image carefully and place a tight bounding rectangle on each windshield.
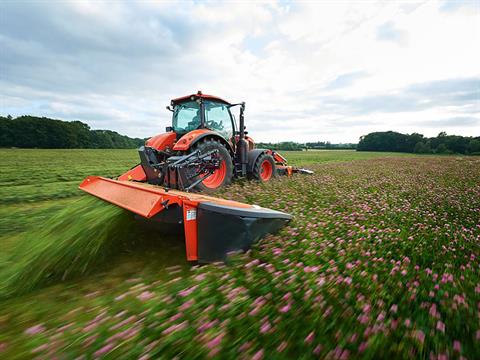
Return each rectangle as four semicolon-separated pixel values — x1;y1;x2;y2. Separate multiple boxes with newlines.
172;101;201;133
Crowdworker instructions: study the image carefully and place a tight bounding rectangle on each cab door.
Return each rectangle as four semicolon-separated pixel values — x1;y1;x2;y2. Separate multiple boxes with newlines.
204;101;234;143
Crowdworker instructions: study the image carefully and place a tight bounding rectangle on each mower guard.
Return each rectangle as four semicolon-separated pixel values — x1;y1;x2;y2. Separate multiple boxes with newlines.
79;176;292;262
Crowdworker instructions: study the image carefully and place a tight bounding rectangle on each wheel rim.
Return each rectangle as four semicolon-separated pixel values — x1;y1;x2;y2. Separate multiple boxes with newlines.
201;160;227;188
260;160;273;181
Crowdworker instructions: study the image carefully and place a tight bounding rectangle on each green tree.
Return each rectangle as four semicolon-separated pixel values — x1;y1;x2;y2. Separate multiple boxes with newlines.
358;130;475;155
0;116;144;149
468;139;480;154
414;141;431;154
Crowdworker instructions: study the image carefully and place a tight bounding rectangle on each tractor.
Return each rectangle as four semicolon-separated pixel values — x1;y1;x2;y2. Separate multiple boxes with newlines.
79;92;311;262
117;91;310;192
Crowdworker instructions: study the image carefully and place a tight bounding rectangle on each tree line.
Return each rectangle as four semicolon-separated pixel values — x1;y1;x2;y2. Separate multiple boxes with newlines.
258;132;479;154
357;131;480;155
0;116;145;149
256;141;356;151
2;116;478;155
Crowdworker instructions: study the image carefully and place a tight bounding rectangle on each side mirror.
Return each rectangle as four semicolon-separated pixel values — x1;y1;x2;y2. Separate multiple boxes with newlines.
166;126;173;132
166;106;173;112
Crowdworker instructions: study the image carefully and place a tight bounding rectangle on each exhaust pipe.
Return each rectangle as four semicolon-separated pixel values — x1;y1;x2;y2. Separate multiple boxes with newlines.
233;102;248;177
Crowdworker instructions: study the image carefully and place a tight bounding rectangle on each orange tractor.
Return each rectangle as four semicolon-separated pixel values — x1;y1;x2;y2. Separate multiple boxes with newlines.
80;92;311;262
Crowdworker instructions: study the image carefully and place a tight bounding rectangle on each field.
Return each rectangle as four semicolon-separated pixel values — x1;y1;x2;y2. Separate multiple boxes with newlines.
0;149;479;359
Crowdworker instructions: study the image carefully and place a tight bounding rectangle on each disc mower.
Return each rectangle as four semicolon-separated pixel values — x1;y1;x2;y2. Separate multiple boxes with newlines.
80;92;311;262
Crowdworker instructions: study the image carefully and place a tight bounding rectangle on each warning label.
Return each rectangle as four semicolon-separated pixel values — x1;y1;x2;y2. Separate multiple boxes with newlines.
186;209;197;221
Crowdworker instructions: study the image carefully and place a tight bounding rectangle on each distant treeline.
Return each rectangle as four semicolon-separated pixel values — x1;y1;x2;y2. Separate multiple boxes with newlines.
257;141;356;151
0;116;145;149
357;131;480;155
3;115;477;155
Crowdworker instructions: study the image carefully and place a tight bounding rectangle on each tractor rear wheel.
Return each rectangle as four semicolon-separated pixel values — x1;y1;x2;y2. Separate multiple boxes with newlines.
192;139;233;192
252;153;277;182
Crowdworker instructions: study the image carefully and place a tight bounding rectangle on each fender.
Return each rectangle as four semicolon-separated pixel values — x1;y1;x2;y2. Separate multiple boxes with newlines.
145;132;176;151
245;135;255;151
235;135;255;151
173;129;233;153
247;149;268;173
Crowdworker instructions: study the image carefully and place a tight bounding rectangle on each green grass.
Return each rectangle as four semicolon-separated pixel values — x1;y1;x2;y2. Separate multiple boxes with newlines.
0;149;138;203
0;149;477;359
282;149;415;165
0;149;414;203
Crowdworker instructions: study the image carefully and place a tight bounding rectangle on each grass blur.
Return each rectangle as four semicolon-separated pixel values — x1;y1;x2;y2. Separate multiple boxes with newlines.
0;197;135;298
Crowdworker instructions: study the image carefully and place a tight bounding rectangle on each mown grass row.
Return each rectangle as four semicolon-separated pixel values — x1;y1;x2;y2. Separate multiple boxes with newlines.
0;149;138;204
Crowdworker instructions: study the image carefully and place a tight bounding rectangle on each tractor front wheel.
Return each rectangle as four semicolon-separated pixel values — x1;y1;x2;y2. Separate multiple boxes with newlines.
252;153;277;182
192;139;233;192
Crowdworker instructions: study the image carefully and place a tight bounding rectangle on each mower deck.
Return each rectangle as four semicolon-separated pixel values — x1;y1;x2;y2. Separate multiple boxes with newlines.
79;176;292;262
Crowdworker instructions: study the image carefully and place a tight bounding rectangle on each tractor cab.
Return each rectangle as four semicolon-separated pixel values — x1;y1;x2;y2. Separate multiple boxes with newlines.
170;92;235;143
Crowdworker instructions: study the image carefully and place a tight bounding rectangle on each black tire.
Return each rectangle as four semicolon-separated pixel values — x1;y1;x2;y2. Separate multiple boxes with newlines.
191;139;233;192
252;153;277;182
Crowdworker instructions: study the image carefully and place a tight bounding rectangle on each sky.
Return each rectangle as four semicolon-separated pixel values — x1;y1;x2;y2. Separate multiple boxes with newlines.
1;0;479;143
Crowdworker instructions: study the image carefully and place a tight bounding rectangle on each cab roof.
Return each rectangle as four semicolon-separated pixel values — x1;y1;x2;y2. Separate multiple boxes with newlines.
171;91;231;106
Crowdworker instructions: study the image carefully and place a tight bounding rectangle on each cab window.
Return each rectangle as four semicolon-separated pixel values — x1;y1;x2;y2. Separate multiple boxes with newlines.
204;101;233;140
172;101;201;133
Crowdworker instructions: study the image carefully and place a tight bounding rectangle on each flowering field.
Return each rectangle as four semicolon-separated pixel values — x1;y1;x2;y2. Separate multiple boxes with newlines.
0;153;479;359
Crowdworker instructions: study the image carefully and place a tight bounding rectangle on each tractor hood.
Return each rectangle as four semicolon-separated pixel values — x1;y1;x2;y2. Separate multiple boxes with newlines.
145;132;176;151
172;129;216;151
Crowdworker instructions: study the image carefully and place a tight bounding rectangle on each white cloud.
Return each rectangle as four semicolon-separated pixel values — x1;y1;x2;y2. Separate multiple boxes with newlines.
0;0;479;143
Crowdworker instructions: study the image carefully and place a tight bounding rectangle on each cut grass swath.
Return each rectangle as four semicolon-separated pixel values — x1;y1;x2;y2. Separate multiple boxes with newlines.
0;196;136;299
